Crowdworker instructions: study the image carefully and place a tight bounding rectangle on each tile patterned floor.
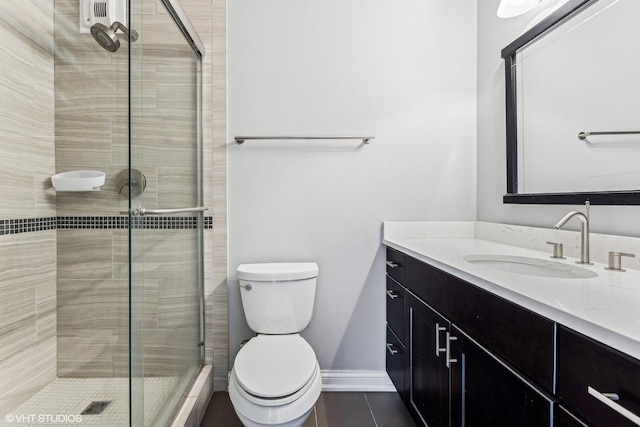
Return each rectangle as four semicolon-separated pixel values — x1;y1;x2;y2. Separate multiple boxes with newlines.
2;377;180;427
201;391;417;427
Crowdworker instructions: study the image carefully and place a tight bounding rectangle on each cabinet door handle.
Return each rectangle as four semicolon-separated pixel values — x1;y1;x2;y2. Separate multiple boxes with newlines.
386;343;399;355
588;386;640;425
435;323;447;357
446;332;458;368
386;290;399;300
386;261;399;268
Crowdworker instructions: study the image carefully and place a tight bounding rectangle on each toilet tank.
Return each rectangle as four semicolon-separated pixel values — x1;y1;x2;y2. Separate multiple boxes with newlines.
237;262;318;334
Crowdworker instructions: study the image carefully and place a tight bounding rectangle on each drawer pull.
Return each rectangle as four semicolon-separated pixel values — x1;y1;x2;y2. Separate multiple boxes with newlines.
588;386;640;425
435;323;447;357
386;290;399;300
386;261;399;268
386;343;399;355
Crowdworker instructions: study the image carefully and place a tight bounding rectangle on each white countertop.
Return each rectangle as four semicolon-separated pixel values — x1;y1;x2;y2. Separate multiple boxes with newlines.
383;221;640;360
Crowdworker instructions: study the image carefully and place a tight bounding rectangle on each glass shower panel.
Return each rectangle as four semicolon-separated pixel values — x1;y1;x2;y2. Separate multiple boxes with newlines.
129;0;203;425
48;1;131;425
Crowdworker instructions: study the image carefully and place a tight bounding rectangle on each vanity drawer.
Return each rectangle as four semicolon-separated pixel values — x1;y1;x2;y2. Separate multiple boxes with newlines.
386;247;406;284
557;326;640;427
386;325;407;399
406;256;555;393
386;276;405;344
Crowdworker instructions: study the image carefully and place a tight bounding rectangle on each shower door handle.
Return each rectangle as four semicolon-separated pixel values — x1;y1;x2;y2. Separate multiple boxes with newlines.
122;207;209;216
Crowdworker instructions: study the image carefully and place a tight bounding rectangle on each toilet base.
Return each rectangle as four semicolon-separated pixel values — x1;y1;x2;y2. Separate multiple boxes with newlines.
234;407;313;427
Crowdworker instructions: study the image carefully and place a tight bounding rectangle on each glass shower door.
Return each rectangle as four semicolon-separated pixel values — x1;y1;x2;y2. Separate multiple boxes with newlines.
129;0;204;425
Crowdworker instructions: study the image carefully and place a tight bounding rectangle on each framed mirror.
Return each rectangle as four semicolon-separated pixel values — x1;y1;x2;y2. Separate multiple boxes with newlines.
501;0;640;205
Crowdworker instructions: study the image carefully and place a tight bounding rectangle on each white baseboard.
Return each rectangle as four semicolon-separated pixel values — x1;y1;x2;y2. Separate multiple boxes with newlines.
320;370;395;392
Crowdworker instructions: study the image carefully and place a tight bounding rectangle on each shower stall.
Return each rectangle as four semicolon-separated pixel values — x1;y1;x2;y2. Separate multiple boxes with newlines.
0;0;206;425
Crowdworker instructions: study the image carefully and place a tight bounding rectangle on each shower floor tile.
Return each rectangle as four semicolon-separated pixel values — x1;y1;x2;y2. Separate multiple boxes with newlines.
3;376;180;427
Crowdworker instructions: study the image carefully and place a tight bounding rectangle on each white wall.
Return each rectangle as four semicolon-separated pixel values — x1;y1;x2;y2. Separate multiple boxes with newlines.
477;0;640;238
228;0;477;371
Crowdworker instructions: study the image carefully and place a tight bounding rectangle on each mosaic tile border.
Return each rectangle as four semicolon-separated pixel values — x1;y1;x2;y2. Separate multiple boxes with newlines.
0;217;57;235
0;216;213;235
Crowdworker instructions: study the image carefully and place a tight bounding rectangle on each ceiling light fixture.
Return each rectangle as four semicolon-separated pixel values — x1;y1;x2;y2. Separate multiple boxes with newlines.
497;0;541;18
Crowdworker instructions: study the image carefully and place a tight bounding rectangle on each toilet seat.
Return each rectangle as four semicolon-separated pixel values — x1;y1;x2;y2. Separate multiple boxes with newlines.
231;361;319;407
229;364;322;426
234;334;317;399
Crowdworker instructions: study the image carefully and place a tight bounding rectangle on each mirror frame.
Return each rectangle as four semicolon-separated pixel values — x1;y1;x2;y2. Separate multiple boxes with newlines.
501;0;640;205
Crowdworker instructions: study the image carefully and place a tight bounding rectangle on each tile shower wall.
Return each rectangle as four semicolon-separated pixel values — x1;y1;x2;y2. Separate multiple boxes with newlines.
0;0;57;415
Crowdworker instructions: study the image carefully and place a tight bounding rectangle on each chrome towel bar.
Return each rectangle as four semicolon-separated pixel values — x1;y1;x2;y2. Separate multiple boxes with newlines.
235;136;374;144
578;131;640;140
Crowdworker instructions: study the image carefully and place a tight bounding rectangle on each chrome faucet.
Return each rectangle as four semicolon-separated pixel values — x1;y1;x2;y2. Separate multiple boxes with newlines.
553;210;592;264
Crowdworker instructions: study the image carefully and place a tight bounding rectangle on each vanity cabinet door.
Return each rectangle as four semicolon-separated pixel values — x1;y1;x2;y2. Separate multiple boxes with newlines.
449;325;555;427
555;406;589;427
557;326;640;427
407;292;450;427
386;276;405;344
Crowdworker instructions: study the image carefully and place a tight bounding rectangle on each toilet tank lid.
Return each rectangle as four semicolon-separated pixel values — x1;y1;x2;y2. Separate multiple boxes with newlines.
237;262;318;281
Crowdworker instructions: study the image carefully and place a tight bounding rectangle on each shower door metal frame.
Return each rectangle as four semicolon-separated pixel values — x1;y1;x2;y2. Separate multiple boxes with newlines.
160;0;206;56
159;0;207;363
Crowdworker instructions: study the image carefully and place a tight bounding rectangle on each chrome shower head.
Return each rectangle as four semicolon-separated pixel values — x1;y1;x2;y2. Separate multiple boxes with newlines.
90;21;138;52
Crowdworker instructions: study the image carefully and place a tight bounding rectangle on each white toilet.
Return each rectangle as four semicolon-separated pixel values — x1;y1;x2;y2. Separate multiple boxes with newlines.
229;262;322;427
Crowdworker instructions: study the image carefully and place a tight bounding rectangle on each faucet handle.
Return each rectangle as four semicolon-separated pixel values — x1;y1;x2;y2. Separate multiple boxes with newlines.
546;241;565;259
605;252;635;272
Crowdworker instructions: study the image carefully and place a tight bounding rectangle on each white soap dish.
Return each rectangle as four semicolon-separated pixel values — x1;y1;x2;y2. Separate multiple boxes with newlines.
52;170;106;192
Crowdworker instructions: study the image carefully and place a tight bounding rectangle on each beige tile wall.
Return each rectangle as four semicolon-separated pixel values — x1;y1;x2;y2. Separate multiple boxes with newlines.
0;0;56;219
211;0;229;391
0;1;57;416
0;232;57;415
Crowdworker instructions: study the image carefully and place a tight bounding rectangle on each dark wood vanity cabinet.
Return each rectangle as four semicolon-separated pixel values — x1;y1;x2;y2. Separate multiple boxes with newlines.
557;326;640;427
386;247;556;427
386;246;640;427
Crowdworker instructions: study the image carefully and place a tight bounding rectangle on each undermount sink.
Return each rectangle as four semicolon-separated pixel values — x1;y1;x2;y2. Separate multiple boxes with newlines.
463;254;598;279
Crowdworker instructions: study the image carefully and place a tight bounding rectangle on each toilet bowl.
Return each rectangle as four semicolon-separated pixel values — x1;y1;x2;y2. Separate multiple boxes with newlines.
230;263;321;427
